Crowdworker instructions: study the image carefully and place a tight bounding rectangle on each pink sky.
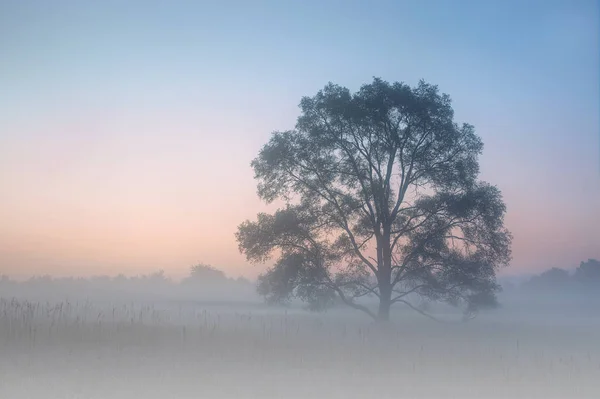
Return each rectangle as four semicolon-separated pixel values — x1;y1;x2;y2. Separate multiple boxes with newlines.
1;1;598;280
1;105;598;280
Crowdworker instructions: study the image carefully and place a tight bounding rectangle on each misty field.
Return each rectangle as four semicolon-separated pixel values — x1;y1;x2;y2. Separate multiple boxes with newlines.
0;298;599;399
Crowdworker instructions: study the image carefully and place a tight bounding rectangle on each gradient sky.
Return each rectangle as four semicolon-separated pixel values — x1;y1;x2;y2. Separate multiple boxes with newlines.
1;0;598;280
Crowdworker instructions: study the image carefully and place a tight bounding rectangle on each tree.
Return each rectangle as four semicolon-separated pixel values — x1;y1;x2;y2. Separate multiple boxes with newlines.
574;259;600;285
236;78;512;322
523;267;571;291
182;263;228;285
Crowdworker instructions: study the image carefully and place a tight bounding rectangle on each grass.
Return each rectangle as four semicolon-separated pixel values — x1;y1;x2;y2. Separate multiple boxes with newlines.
0;297;598;398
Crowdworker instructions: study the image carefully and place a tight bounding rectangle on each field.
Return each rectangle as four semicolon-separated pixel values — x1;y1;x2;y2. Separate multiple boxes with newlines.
1;297;599;399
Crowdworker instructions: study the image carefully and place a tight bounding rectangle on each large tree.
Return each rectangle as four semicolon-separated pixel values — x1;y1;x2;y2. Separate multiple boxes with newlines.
236;78;512;321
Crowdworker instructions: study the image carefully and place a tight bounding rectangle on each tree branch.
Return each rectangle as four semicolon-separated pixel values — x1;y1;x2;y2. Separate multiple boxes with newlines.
394;299;442;322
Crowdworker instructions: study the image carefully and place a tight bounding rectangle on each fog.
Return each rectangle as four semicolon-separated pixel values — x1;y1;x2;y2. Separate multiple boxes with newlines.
1;266;599;399
2;0;598;397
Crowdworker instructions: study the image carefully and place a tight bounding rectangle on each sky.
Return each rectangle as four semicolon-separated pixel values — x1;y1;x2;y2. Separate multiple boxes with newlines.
0;0;598;280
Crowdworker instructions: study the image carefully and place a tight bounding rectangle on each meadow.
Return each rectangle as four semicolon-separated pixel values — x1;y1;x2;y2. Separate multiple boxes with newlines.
1;295;599;399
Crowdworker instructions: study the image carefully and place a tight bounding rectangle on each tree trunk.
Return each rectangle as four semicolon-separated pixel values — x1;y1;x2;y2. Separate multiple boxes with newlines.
376;229;393;322
377;294;391;322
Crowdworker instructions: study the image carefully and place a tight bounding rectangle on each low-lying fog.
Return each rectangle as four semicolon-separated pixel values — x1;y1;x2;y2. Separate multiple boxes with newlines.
1;269;599;399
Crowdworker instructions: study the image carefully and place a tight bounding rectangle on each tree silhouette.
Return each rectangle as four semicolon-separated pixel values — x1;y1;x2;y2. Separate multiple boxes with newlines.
574;259;600;285
183;263;228;284
237;78;512;321
523;267;571;291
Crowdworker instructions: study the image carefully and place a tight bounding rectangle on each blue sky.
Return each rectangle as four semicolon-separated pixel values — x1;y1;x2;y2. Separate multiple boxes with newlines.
0;0;598;278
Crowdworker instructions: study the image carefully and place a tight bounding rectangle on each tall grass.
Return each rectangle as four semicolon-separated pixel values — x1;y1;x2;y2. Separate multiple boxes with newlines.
0;297;598;398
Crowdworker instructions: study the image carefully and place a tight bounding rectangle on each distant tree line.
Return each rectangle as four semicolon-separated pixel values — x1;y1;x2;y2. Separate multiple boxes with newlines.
0;263;257;302
502;259;600;295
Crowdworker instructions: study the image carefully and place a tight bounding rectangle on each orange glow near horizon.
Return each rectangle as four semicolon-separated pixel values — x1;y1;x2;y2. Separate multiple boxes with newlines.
1;0;598;281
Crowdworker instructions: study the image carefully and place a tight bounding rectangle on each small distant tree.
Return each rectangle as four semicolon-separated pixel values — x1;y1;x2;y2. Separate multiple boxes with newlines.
146;270;169;283
524;267;571;290
182;263;228;285
574;259;600;285
236;77;512;322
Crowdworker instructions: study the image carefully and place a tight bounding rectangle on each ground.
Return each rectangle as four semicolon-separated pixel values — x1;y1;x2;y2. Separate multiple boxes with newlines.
0;297;598;398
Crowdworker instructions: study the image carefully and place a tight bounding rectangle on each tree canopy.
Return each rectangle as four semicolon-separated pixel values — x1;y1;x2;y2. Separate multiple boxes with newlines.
236;77;512;321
